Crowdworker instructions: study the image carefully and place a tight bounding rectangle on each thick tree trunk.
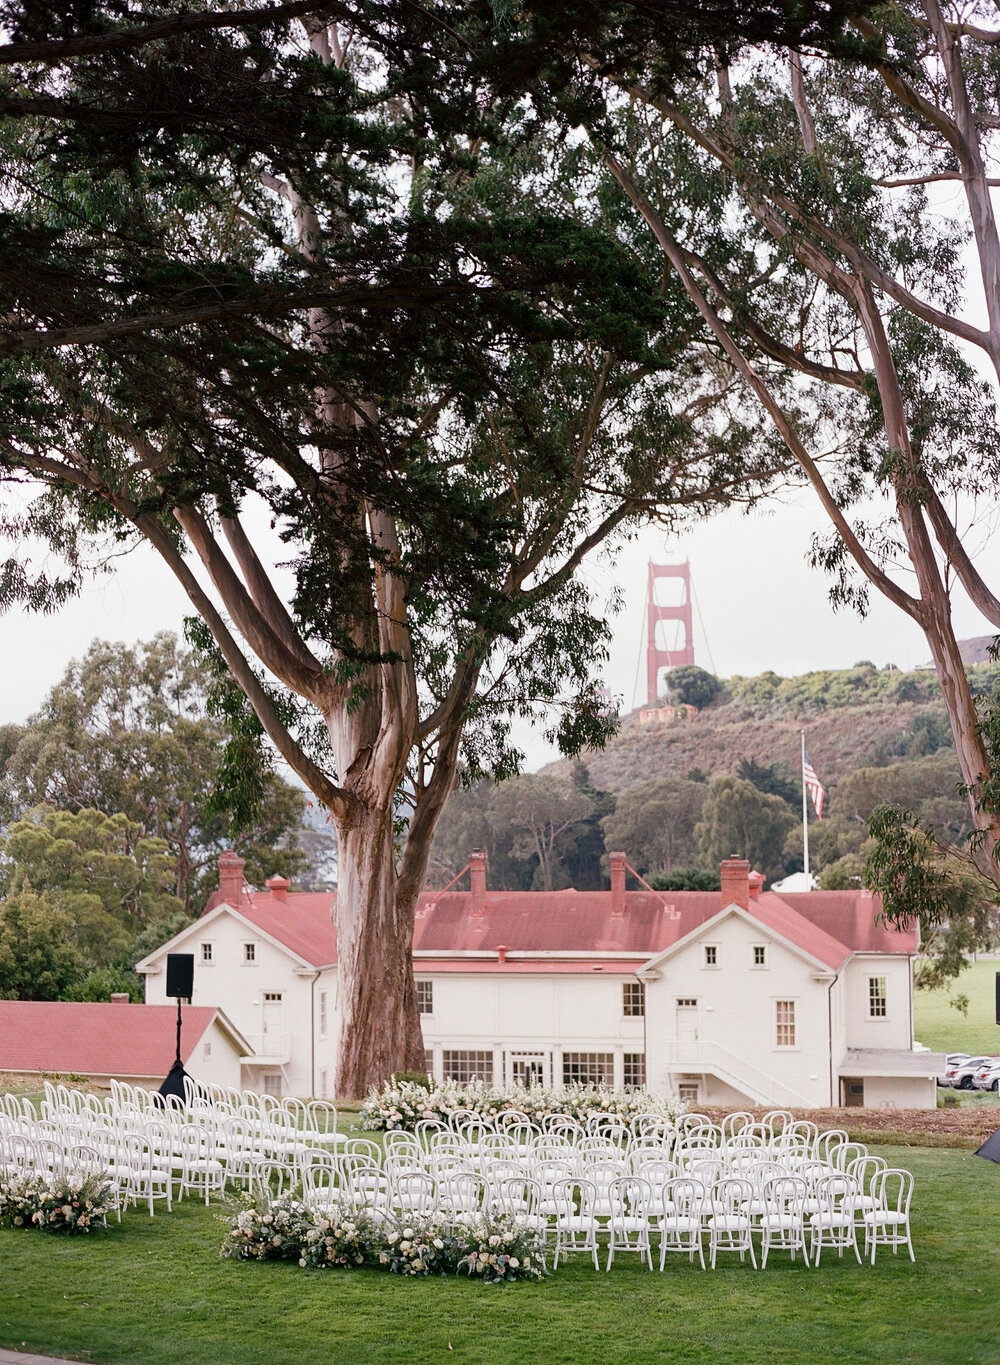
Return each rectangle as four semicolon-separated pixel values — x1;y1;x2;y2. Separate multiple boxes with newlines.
333;803;425;1098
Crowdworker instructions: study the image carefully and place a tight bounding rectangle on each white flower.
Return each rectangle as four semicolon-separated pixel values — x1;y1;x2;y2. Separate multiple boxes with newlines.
509;1258;519;1268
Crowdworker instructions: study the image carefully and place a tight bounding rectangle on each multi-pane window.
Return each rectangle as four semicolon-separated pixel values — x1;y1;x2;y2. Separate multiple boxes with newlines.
753;945;767;967
869;976;887;1018
623;1053;646;1088
677;1082;699;1104
775;1000;796;1047
263;1073;282;1096
319;990;327;1037
243;942;256;963
704;945;718;966
423;1048;433;1076
200;942;213;963
263;991;282;1004
622;982;645;1017
319;1069;328;1099
442;1050;494;1084
417;980;434;1014
562;1052;614;1086
676;997;697;1008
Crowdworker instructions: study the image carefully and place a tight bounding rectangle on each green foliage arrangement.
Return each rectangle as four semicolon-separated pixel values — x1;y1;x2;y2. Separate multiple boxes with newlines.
0;1169;115;1233
221;1194;544;1283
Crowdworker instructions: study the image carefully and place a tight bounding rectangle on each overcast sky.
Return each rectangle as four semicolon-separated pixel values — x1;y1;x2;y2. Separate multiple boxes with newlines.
2;475;996;774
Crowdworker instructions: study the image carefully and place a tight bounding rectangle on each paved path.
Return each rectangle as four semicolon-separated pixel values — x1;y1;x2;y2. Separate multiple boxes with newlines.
0;1351;97;1364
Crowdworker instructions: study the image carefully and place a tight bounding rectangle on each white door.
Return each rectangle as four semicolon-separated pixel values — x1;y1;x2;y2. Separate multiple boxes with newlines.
675;999;699;1043
262;992;284;1043
507;1052;548;1088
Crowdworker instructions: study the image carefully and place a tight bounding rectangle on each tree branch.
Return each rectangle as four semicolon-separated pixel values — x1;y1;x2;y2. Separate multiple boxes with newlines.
602;148;924;624
0;1;345;65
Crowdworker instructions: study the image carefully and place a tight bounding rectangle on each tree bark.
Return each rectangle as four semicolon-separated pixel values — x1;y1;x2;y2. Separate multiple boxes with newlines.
333;798;426;1097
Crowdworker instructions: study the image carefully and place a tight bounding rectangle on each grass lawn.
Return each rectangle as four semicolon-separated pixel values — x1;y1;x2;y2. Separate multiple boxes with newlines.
3;1144;1000;1365
914;958;1000;1055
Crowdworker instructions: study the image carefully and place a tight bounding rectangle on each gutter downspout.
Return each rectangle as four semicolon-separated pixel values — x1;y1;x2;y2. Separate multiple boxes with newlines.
310;970;320;1099
635;972;647;1090
828;971;839;1108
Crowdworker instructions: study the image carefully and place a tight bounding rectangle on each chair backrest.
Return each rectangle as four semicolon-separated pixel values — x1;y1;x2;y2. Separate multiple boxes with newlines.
493;1176;541;1220
760;1110;793;1139
847;1154;888;1193
393;1170;436;1212
608;1175;651;1220
815;1128;850;1163
384;1131;421;1161
763;1174;807;1215
719;1111;755;1141
497;1110;532;1129
662;1175;705;1218
872;1167;913;1216
831;1141;868;1172
306;1100;338;1135
551;1176;598;1221
711;1176;754;1214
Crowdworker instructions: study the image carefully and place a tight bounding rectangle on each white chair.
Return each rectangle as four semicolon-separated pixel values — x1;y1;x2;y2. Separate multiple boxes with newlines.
707;1177;757;1269
550;1177;600;1271
808;1174;860;1265
861;1168;915;1263
658;1176;705;1270
392;1170;436;1216
177;1124;226;1205
605;1176;653;1271
760;1175;810;1268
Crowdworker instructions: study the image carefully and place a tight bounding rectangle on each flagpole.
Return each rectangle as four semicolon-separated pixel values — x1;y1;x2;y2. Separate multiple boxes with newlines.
801;729;810;884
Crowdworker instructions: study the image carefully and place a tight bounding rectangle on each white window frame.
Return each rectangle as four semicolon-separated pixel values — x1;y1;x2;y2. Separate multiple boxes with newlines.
775;999;797;1049
416;979;434;1015
868;975;888;1019
703;944;718;968
751;944;767;968
622;981;645;1017
318;990;327;1038
200;942;214;964
243;942;257;964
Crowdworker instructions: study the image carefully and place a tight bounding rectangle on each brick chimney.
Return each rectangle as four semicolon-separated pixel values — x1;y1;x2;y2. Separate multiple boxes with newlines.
748;871;764;902
265;874;290;902
218;849;246;906
497;944;507;964
720;856;750;911
610;850;627;917
469;849;487;916
110;992;129;1004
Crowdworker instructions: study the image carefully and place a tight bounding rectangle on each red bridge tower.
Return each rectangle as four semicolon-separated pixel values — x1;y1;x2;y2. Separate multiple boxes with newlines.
646;560;694;705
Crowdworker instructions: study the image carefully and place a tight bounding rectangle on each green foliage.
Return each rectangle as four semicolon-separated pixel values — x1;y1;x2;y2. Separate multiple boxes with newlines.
734;757;798;809
600;777;706;877
728;666;941;714
62;964;143;1004
695;775;796;882
0;634;311;910
664;665;721;710
647;867;721;892
0;806;182;968
817;854;866;890
0;891;83;1001
866;805;999;989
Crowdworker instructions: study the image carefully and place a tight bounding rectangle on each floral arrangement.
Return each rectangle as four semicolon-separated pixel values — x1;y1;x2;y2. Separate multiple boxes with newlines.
221;1195;544;1282
0;1169;116;1234
359;1077;685;1132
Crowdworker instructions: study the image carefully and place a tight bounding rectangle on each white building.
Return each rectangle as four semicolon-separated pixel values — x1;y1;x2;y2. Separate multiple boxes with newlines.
137;850;941;1108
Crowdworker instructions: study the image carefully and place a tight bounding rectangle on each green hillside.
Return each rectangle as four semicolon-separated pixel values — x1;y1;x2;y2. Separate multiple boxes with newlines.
581;663;974;795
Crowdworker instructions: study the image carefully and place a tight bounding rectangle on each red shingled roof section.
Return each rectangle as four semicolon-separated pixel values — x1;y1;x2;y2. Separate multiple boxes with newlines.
0;1002;220;1076
198;883;913;972
208;890;339;966
779;891;919;955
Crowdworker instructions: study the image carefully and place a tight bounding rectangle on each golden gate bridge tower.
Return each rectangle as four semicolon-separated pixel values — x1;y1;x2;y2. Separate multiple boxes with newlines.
645;560;695;706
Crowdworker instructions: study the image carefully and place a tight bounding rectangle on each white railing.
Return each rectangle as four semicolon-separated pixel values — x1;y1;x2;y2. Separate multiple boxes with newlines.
244;1030;293;1062
669;1039;812;1108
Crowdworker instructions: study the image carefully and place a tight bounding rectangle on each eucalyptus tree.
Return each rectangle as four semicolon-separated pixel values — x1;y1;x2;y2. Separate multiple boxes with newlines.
519;5;1000;923
0;4;805;1092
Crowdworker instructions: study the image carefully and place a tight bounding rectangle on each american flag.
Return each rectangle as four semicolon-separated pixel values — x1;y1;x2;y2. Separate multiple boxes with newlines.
803;751;825;820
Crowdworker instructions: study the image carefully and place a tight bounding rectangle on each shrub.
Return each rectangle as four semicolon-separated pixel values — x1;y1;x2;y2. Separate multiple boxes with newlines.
0;1169;115;1233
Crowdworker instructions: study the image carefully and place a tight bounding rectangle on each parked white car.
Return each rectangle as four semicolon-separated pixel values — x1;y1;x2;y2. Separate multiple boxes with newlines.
946;1056;998;1089
972;1061;1000;1091
938;1053;970;1086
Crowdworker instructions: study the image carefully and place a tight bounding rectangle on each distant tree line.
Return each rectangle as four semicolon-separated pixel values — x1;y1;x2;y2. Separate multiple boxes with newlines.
0;634;335;1003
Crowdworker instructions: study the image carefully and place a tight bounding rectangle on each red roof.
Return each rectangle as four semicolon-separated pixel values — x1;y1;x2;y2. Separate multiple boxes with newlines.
195;880;917;974
0;1002;226;1077
414;958;648;975
205;889;339;967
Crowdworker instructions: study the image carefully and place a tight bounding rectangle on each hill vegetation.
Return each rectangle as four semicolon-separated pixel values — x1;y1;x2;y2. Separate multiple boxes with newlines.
431;663;982;894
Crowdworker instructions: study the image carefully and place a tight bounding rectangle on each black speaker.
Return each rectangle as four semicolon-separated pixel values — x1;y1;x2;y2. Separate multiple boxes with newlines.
166;953;194;1000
